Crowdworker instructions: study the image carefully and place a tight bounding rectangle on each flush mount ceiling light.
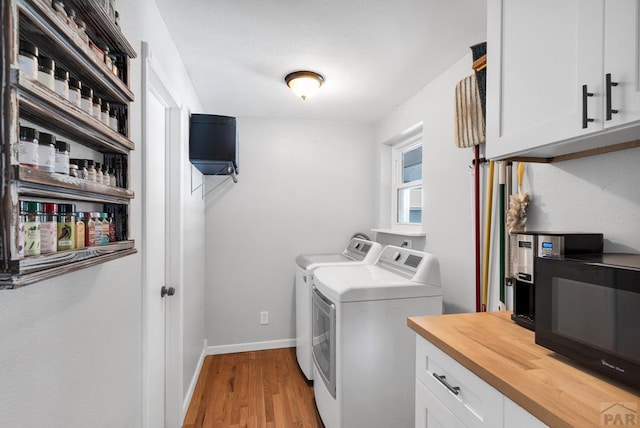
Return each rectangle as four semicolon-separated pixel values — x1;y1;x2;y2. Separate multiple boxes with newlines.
285;71;324;100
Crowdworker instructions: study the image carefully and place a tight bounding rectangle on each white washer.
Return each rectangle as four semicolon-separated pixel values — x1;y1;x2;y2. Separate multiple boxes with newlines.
311;245;442;428
295;237;382;381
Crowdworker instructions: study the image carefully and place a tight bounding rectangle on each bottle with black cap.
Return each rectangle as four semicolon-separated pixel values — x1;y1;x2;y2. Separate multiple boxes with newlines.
37;54;55;90
18;39;38;79
54;141;70;174
54;66;69;100
38;132;56;173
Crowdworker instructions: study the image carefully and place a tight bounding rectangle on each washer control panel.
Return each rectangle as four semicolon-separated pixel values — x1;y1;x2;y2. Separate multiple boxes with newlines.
344;238;378;261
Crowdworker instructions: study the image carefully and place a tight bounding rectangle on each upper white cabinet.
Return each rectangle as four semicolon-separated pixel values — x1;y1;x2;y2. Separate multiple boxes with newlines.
486;0;640;160
604;1;640;128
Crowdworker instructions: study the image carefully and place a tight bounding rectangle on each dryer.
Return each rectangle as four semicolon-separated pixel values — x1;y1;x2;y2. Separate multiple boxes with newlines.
311;245;442;428
295;237;382;380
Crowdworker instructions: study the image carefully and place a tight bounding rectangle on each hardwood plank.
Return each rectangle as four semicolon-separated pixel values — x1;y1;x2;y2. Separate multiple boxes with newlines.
184;348;323;428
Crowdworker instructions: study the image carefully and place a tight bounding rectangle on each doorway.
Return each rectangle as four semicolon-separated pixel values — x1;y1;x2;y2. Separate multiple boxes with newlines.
142;41;183;428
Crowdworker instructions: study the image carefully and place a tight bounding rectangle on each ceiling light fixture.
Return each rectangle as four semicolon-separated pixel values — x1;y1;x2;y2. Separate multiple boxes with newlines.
285;71;324;100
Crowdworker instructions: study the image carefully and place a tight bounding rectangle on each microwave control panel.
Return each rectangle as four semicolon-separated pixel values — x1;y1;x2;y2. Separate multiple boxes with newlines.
537;235;564;259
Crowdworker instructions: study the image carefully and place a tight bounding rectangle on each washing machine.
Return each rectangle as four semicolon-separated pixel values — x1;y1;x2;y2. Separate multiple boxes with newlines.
295;237;382;381
311;245;442;428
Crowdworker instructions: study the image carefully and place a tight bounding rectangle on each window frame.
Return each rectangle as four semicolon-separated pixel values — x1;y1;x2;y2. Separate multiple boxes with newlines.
391;131;423;231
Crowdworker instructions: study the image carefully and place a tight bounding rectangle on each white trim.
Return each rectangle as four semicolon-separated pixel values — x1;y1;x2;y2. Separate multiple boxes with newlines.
371;228;426;237
182;339;208;419
391;134;423;229
207;339;296;355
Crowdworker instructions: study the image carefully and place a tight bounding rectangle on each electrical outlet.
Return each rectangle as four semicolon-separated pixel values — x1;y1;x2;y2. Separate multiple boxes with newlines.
401;239;412;249
260;311;269;325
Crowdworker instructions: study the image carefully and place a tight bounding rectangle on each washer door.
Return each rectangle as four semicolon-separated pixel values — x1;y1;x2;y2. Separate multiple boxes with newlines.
312;285;336;398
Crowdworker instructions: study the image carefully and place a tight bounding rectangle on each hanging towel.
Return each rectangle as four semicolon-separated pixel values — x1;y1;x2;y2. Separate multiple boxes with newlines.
454;74;485;148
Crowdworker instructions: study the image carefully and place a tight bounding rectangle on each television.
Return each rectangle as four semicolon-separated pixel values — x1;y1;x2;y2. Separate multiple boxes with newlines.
189;114;238;175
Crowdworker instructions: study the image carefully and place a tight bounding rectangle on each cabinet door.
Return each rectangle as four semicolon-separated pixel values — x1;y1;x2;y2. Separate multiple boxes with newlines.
504;397;548;428
603;0;640;128
487;0;603;159
415;379;465;428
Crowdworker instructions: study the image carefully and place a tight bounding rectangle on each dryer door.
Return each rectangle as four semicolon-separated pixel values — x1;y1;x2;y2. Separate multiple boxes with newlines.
312;285;336;398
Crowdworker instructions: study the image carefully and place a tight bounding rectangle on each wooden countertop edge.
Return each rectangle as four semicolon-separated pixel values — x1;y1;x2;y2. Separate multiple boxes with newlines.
406;313;566;427
407;312;640;428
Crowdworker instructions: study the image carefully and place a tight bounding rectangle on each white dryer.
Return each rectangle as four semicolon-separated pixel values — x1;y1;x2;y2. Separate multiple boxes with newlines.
311;245;442;428
295;237;382;381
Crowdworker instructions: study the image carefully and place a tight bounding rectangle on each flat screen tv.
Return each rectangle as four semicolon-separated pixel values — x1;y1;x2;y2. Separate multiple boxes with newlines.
189;114;238;175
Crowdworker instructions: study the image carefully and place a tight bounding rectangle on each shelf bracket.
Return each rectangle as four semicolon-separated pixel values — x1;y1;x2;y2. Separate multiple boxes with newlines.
190;163;238;199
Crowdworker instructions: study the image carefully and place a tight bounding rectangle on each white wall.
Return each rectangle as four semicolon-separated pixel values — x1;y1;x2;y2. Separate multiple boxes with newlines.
0;1;206;427
524;148;640;252
0;260;142;427
375;54;478;313
204;118;375;348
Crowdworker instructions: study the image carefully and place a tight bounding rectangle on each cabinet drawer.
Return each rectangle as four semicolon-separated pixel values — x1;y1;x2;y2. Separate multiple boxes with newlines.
416;378;465;428
415;336;503;428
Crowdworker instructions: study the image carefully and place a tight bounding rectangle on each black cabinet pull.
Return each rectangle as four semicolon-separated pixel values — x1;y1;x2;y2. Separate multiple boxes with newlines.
433;372;461;395
606;73;619;120
582;85;595;129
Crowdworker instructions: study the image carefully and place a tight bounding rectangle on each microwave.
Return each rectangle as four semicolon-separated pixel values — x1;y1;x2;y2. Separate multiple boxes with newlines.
535;253;640;390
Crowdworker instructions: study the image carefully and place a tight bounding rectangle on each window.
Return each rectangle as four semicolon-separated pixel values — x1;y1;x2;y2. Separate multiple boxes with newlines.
392;133;422;227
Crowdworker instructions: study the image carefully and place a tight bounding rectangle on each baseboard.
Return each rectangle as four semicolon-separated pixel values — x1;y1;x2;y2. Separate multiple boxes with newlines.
207;338;296;355
182;339;208;419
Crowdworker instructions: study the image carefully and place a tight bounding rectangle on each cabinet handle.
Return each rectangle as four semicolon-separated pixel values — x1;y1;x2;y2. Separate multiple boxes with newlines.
582;85;595;129
606;73;619;120
432;372;461;395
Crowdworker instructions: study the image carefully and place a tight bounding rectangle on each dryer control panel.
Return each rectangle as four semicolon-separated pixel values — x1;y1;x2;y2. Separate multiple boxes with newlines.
377;246;441;286
379;246;422;272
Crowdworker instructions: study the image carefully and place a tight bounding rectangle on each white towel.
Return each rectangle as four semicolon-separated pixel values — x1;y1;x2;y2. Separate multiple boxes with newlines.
454;74;485;148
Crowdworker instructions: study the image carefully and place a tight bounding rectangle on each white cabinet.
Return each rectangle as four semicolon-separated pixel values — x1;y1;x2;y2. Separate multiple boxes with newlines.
414;335;548;428
486;0;640;160
416;379;465;428
415;336;503;427
504;397;547;428
603;0;640;129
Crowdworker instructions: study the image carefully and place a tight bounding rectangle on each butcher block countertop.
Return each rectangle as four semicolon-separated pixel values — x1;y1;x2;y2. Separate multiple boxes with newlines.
407;311;640;428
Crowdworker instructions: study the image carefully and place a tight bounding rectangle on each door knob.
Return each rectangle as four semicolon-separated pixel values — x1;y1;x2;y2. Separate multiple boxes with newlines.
161;286;176;298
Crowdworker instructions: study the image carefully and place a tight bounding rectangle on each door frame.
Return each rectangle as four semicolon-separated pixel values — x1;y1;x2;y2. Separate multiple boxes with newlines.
141;40;184;428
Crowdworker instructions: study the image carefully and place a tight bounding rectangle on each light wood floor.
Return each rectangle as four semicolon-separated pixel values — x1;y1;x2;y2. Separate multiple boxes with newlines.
183;348;324;428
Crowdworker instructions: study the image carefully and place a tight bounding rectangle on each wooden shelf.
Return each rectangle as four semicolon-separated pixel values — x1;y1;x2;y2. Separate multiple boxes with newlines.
18;0;134;104
15;70;134;154
0;240;136;289
1;0;136;287
16;166;134;204
64;0;137;58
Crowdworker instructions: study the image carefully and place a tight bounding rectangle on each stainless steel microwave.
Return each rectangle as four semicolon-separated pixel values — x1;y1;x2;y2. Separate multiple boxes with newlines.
535;253;640;390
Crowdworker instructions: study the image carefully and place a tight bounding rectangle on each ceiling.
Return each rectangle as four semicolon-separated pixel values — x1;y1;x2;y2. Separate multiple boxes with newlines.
154;0;487;123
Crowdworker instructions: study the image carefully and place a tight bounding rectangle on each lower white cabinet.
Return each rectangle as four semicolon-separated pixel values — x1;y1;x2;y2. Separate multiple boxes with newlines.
504;397;547;428
414;335;547;428
416;378;465;428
